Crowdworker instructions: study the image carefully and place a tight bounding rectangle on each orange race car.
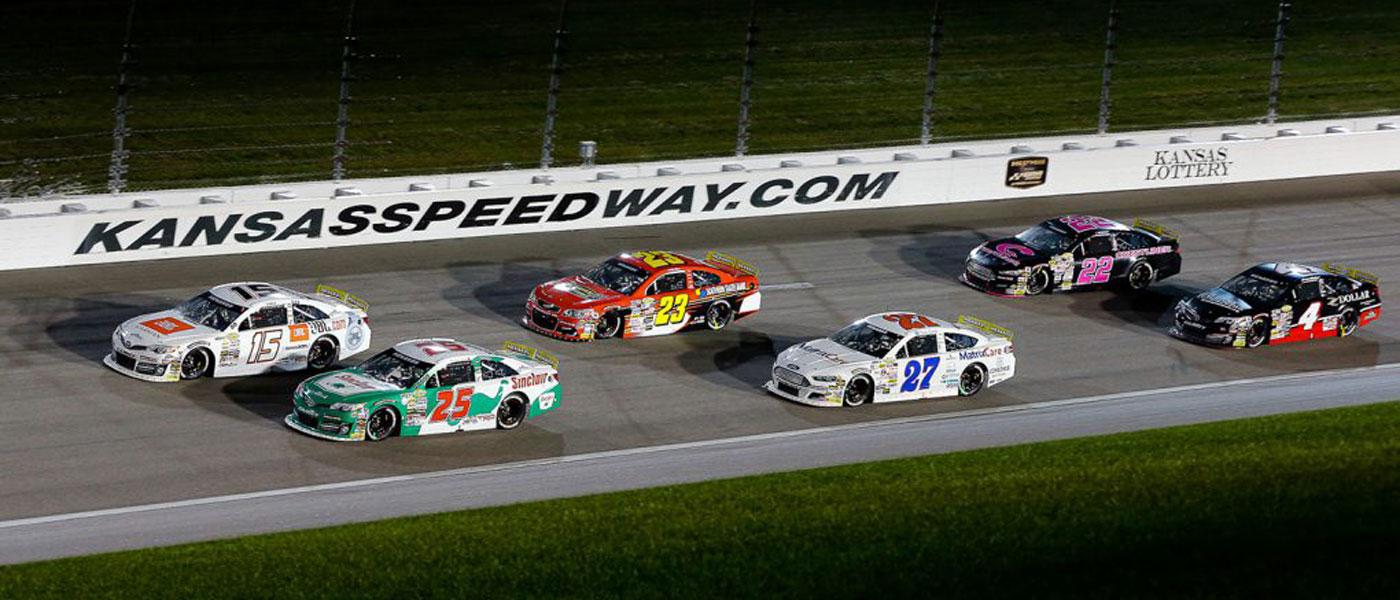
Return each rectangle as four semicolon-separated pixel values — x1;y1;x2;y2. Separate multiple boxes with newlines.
524;251;761;341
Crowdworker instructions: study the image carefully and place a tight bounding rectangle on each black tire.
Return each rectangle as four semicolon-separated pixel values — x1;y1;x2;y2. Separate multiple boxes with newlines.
958;364;987;397
842;376;874;407
179;348;212;380
365;407;398;441
1245;318;1270;348
307;336;338;371
1025;267;1051;295
705;301;734;331
496;395;529;430
1125;261;1155;291
596;311;622;339
1339;308;1359;337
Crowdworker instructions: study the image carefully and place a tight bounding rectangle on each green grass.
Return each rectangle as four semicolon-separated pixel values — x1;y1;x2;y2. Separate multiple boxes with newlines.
3;401;1398;598
1;0;1398;192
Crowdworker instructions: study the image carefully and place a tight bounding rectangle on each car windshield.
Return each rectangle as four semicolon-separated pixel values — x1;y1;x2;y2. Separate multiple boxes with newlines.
1014;223;1073;253
582;258;648;295
359;350;432;389
175;292;243;330
1221;273;1288;305
829;322;903;358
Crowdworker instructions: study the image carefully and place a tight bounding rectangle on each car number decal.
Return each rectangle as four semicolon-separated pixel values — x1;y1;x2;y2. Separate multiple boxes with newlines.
655;294;689;325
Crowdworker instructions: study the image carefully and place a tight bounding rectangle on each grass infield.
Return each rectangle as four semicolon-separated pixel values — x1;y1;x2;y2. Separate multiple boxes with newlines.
2;0;1398;191
2;401;1397;598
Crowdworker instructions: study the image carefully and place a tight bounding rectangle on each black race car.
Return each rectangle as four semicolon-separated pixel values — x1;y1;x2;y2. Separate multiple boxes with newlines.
1170;262;1382;348
961;215;1182;296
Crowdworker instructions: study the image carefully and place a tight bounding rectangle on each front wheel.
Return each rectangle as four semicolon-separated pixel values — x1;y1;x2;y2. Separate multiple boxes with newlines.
843;376;873;407
1245;318;1270;348
179;348;211;380
496;395;528;430
706;301;734;330
596;312;622;339
1025;267;1051;295
365;407;398;441
958;364;987;397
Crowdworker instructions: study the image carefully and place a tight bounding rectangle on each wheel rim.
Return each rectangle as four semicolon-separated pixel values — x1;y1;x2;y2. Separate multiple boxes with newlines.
961;367;985;395
1129;264;1152;289
1248;321;1268;347
309;340;334;368
1341;312;1358;336
598;313;620;338
367;409;395;440
708;303;733;329
1027;269;1049;295
181;351;206;379
846;378;871;406
498;399;526;428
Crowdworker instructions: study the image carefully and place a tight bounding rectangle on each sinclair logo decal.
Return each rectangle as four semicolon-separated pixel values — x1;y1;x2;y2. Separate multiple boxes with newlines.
73;172;900;255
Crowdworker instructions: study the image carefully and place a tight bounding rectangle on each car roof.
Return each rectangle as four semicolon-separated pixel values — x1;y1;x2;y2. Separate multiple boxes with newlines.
1044;215;1131;233
613;251;708;273
862;312;955;336
391;338;493;365
1250;262;1329;281
207;282;308;308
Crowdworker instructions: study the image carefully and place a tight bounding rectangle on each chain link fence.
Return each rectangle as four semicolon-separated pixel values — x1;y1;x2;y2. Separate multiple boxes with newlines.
2;0;1397;198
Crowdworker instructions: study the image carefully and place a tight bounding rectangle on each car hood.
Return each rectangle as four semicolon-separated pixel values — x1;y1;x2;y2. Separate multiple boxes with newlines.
116;310;219;348
1183;288;1253;319
777;338;874;375
534;275;624;308
299;369;402;405
969;237;1053;269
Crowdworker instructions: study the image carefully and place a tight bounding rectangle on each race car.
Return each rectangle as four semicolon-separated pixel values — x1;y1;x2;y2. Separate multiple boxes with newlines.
764;312;1015;407
524;250;761;341
1170;262;1381;348
285;339;561;441
962;215;1182;296
105;282;372;382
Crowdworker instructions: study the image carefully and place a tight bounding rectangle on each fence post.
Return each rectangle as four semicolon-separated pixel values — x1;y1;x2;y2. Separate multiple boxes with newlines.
331;0;358;181
919;1;944;145
107;0;138;194
1265;2;1290;124
734;0;759;157
540;0;569;169
1096;0;1119;135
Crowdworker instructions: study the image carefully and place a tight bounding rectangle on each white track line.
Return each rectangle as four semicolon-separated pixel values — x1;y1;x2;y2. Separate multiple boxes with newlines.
765;282;814;290
3;361;1396;531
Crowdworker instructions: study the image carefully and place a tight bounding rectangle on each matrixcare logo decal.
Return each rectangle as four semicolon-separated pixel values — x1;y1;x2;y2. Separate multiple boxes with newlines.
74;172;900;255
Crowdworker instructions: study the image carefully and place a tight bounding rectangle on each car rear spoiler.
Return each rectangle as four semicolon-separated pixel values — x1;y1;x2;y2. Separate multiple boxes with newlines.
956;315;1014;340
501;341;559;369
1132;218;1178;241
704;251;759;276
1322;263;1380;286
314;284;370;311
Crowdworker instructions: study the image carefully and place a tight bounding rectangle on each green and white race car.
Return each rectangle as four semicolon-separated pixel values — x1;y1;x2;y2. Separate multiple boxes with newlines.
285;338;561;442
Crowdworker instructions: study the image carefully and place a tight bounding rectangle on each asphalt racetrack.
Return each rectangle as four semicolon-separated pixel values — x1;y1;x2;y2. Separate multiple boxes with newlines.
1;172;1397;536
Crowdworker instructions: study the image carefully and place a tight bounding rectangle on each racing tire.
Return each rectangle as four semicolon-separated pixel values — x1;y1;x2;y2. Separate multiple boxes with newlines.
842;376;874;407
1339;308;1359;337
178;348;212;380
307;336;338;371
1025;267;1051;296
705;301;734;331
1245;318;1270;348
496;394;529;430
958;363;987;397
365;407;398;442
596;311;622;339
1124;261;1155;291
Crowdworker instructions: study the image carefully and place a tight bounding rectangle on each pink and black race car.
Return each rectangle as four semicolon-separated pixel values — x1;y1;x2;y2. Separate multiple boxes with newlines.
961;215;1182;296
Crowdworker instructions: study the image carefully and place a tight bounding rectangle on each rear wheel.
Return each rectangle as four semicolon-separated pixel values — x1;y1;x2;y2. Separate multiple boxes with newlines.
1025;267;1051;295
1125;261;1155;291
1339;308;1359;337
596;312;622;339
1245;318;1270;348
843;376;873;407
179;348;211;380
958;364;987;397
497;395;528;430
307;336;337;371
366;407;398;441
706;301;734;330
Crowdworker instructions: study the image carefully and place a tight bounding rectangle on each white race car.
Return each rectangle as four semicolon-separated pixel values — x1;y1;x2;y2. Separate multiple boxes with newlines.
105;282;372;382
765;312;1015;407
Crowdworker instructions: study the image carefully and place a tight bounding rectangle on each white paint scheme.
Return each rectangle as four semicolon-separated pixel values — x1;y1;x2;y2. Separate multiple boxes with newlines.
765;312;1016;407
2;116;1396;271
105;282;372;382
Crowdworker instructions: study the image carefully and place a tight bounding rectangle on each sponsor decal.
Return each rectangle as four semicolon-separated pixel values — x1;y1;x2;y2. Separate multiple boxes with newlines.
1144;147;1232;181
1327;291;1372;306
697;282;748;298
141;317;195;335
984;242;1035;266
1114;245;1173;259
73;172;900;255
1005;157;1048;189
510;372;549;389
289;323;310;342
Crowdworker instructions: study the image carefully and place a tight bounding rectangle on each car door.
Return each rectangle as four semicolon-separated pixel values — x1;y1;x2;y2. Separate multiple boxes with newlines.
1286;278;1327;338
893;333;943;401
421;359;477;434
633;269;692;337
1073;233;1116;287
236;302;291;373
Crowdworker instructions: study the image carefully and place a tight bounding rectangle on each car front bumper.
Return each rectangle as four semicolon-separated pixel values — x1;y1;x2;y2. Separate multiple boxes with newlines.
285;406;365;441
522;300;596;342
103;350;180;382
763;379;843;407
